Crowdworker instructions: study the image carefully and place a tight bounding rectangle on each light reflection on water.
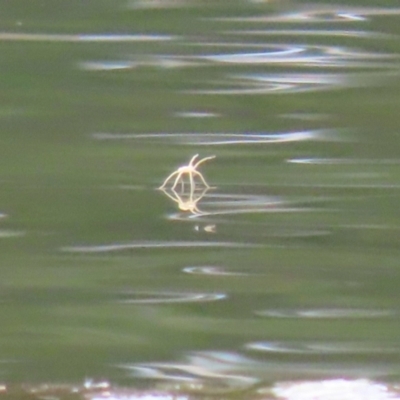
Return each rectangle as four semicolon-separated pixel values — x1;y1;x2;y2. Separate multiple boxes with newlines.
246;341;400;355
212;6;400;23
255;309;397;319
0;33;175;42
61;241;259;253
120;351;259;391
116;292;227;304
2;0;400;397
92;130;334;145
182;266;250;276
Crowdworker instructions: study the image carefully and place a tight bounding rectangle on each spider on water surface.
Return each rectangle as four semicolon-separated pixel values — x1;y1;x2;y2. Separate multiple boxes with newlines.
159;154;215;191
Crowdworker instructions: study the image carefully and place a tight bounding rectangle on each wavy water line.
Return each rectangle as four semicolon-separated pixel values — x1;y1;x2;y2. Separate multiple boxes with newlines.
120;351;259;389
79;61;136;71
92;130;333;145
174;111;220;118
255;309;396;319
246;341;400;355
61;241;260;253
182;266;250;276
194;46;395;68
117;291;227;304
211;7;400;23
288;157;400;165
277;183;400;189
189;73;349;95
166;192;325;221
167;206;313;220
79;57;193;71
0;32;175;42
223;29;391;39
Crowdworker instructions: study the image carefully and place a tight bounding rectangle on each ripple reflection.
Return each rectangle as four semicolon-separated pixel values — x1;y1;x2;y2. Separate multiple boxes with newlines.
61;241;259;253
120;351;258;392
92;130;333;145
193;45;394;68
182;266;249;276
214;7;400;23
246;341;400;355
255;309;396;319
0;33;175;42
117;292;226;304
288;157;400;165
167;192;318;221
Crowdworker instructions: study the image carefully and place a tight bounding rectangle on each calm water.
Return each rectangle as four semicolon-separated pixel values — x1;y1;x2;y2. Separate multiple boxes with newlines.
1;1;400;399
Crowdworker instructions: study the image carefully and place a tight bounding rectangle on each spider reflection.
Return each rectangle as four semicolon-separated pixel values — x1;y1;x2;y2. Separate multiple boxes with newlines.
159;154;215;215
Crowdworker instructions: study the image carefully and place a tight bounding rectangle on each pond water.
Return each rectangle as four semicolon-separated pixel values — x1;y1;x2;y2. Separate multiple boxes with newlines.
1;0;400;399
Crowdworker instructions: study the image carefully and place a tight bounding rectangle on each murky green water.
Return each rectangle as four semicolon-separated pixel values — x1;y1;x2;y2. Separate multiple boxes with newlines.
1;1;400;398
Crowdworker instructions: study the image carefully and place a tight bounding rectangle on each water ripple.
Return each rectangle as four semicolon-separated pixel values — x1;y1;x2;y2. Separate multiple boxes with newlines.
182;266;249;276
0;33;175;42
246;341;400;355
174;112;219;118
61;241;259;253
255;309;396;319
213;7;400;23
194;45;394;67
167;192;323;221
92;130;334;145
117;292;226;304
79;61;136;71
288;157;400;165
190;73;349;95
120;351;258;391
224;29;389;39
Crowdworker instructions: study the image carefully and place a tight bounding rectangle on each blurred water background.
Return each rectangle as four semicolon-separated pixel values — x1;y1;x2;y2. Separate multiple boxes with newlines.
1;0;400;398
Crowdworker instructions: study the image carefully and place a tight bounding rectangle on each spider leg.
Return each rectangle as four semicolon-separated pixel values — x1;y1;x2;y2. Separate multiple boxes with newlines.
189;170;195;193
159;170;180;189
161;188;180;205
180;175;185;192
188;154;199;167
192;170;210;188
171;171;184;190
194;155;215;169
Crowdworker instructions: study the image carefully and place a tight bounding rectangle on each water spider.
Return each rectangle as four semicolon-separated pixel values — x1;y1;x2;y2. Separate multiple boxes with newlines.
159;154;215;190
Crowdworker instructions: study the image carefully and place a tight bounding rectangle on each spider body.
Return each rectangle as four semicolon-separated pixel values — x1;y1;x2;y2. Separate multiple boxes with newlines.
159;154;215;190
